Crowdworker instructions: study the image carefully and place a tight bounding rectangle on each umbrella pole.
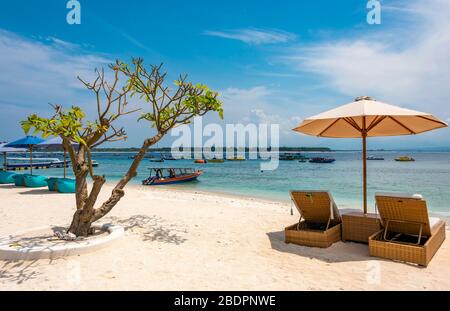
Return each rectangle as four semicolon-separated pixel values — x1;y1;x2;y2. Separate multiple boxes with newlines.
63;147;67;178
29;145;33;175
362;116;367;214
362;135;368;214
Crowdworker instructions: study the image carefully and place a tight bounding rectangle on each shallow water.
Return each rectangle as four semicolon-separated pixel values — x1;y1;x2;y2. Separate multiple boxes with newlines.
4;151;450;214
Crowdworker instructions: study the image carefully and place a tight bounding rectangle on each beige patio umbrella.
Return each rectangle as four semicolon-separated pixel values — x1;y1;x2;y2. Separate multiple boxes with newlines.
293;96;448;214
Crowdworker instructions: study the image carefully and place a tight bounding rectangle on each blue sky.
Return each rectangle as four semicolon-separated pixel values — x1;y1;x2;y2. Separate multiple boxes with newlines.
0;0;449;149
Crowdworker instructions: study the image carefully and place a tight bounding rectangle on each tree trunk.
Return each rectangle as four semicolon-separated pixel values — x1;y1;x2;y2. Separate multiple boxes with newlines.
92;133;163;222
66;133;163;237
68;209;94;236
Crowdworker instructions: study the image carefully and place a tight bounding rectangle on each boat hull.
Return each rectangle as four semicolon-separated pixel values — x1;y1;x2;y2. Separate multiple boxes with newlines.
309;158;336;164
143;171;202;186
208;159;224;163
5;160;69;170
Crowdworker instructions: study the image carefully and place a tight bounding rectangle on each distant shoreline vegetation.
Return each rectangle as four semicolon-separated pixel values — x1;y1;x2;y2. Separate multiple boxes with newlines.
90;147;333;152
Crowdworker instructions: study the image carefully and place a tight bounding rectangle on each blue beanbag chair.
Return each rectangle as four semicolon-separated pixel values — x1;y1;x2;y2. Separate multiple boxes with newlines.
0;171;17;184
13;174;29;186
23;175;48;188
46;177;60;191
56;178;76;193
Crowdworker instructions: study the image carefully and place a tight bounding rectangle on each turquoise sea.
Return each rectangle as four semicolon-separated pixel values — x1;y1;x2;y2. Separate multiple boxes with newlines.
4;151;450;214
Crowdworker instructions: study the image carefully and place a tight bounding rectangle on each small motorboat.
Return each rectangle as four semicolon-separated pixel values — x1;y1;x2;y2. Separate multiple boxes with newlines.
395;156;415;162
208;158;224;163
279;154;296;161
280;153;308;161
195;159;207;164
367;156;385;160
309;157;336;164
163;155;177;161
227;156;245;161
142;168;203;185
150;158;164;163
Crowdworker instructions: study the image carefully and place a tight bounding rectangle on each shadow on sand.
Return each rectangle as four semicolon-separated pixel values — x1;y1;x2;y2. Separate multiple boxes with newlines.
18;189;60;195
0;184;18;190
0;259;44;285
266;230;375;264
104;215;187;245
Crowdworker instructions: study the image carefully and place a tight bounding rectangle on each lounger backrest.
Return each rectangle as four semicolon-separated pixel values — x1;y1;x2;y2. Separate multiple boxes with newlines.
290;191;341;224
375;193;432;237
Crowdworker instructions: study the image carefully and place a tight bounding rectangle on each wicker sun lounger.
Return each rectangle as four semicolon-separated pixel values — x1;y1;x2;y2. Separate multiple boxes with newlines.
369;192;446;266
285;191;342;248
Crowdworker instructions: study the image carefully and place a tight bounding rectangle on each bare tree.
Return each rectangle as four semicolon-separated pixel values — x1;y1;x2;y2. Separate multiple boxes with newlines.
22;58;223;237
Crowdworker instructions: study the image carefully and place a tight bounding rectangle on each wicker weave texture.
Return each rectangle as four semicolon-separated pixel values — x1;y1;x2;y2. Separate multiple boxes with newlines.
290;191;340;224
376;195;431;236
342;213;381;243
368;221;446;266
285;223;341;248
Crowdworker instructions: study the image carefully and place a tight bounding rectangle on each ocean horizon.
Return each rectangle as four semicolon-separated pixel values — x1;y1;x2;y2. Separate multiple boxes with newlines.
4;150;450;215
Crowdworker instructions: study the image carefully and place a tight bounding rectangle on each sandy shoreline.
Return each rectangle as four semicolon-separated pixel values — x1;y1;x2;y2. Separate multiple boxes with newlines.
0;183;449;290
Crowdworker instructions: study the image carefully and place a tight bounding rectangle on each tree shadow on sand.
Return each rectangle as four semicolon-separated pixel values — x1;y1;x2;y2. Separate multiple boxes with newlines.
0;259;43;285
267;230;377;264
104;215;187;245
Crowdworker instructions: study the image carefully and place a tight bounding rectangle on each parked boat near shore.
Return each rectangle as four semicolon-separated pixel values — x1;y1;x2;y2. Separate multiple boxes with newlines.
367;156;385;160
208;158;224;163
227;156;245;161
395;156;415;162
142;168;202;185
309;157;336;164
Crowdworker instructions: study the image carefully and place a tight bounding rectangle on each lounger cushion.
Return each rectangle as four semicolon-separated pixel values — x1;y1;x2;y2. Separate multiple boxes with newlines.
429;217;442;231
375;192;423;200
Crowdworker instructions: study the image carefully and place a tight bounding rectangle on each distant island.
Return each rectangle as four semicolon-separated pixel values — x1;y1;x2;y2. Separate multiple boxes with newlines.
91;147;332;153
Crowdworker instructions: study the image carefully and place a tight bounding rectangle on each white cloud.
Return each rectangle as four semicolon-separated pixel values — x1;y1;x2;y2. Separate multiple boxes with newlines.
204;28;297;45
251;108;302;137
284;0;450;113
221;86;271;103
0;29;111;103
217;86;305;143
0;29;112;141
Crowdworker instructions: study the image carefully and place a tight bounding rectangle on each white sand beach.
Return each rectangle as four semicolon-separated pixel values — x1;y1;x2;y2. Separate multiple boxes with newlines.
0;183;449;291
